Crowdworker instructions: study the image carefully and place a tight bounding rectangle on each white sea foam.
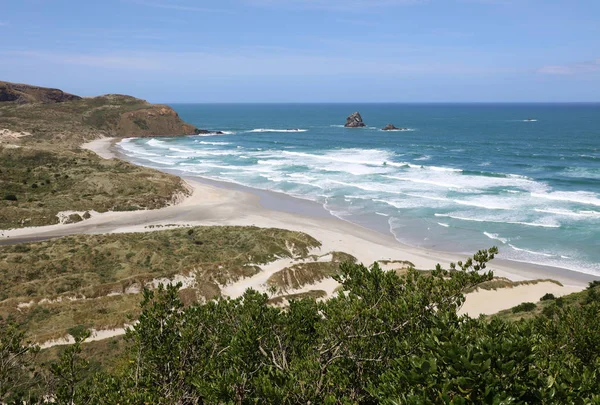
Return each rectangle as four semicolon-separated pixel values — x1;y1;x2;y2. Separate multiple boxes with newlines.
531;191;600;207
146;139;167;148
118;140;160;157
248;128;308;133
195;140;232;145
434;213;560;228
534;208;600;218
385;175;462;189
438;222;449;228
508;244;553;257
375;212;389;217
194;131;232;137
483;232;508;244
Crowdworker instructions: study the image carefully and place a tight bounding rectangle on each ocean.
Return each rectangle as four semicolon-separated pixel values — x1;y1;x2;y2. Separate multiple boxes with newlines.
117;103;600;276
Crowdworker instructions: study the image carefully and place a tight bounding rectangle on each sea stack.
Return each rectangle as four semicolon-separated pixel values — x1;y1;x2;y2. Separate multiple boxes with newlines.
345;112;366;128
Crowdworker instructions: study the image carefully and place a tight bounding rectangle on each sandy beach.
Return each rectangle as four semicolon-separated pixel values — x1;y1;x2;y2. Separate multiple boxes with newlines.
2;137;594;322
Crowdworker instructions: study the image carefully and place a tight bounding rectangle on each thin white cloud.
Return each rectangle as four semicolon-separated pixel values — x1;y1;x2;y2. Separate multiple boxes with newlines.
537;59;600;75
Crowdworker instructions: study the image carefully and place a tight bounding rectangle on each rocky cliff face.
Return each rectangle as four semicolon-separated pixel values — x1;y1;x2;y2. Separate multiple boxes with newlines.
345;112;366;128
0;81;82;104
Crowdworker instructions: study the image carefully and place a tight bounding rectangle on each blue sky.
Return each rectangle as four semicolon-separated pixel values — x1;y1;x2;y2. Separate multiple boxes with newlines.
1;0;598;102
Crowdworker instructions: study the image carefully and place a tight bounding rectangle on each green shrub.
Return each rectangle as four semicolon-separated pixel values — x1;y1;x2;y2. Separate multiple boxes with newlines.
587;280;600;290
3;194;17;201
540;293;556;301
66;213;83;224
512;301;536;313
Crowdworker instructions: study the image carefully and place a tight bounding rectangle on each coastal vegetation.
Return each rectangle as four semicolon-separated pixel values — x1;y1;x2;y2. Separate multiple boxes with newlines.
0;82;196;146
0;226;321;342
0;81;202;229
0;146;187;229
2;248;600;403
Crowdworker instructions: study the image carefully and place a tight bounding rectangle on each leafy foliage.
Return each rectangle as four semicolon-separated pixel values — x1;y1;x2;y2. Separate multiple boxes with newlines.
4;248;600;403
0;317;41;403
511;302;537;313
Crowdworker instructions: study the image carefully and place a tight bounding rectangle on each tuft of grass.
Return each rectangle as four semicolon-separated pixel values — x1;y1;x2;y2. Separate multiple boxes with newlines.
267;260;340;293
377;259;415;268
463;277;562;294
268;290;327;305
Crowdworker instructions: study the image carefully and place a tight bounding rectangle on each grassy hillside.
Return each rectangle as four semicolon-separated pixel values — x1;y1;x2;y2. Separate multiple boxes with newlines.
0;82;204;228
0;226;323;342
492;280;600;321
0;92;196;146
0;145;187;229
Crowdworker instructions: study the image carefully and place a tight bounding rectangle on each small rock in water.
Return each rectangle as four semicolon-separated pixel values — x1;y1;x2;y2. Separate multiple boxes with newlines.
195;128;224;135
345;112;366;128
382;124;407;131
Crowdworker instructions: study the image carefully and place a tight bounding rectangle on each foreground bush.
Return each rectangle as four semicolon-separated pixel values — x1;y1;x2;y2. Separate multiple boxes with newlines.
3;247;600;404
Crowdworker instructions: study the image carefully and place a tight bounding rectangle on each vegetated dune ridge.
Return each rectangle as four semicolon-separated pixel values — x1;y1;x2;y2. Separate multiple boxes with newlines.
0;81;199;229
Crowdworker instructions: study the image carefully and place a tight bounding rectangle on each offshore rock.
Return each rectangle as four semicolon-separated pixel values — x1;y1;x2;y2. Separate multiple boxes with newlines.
382;124;408;131
344;112;366;128
195;129;225;135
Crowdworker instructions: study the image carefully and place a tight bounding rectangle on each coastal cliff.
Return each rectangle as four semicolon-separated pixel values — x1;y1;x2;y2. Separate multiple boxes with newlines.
0;82;196;144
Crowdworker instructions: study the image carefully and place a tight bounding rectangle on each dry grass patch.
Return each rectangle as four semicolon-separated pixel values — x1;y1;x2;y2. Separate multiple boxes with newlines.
0;226;321;342
463;277;562;294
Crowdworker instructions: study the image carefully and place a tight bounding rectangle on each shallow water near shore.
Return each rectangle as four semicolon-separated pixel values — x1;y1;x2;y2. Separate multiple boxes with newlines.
117;103;600;276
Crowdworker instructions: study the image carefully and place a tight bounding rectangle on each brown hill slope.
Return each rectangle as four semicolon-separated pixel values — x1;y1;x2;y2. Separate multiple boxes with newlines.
0;81;82;104
0;82;197;144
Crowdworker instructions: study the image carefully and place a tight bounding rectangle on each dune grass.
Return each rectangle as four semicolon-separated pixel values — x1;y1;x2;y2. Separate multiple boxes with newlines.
0;226;321;342
0;146;187;229
463;277;563;294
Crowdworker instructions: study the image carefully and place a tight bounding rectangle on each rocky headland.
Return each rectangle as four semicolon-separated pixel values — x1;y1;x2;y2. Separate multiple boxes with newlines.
0;82;202;144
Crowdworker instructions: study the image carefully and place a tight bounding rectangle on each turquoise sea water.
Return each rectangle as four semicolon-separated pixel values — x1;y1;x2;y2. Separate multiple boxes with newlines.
118;104;600;275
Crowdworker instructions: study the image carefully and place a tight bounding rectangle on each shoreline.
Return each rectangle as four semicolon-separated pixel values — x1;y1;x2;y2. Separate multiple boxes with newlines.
112;137;598;286
1;136;596;322
5;136;598;288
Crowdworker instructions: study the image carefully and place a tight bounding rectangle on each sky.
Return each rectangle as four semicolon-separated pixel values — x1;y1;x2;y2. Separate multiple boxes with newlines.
0;0;599;102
